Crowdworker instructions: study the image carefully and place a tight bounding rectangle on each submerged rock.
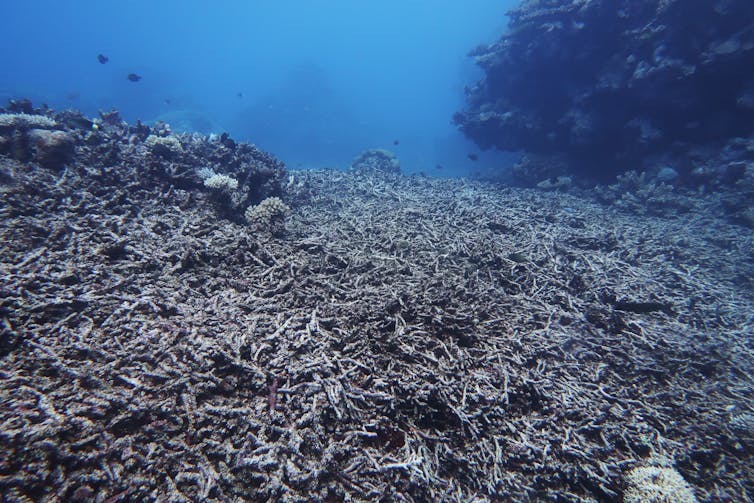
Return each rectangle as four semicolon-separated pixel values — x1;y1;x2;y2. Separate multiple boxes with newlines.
350;148;401;175
455;0;754;183
537;175;573;190
27;129;75;169
656;166;679;183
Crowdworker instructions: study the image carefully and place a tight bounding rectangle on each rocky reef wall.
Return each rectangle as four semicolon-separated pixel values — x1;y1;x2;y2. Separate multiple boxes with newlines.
454;0;754;183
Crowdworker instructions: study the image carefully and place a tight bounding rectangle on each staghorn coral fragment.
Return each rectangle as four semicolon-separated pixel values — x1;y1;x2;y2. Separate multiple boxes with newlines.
203;173;239;191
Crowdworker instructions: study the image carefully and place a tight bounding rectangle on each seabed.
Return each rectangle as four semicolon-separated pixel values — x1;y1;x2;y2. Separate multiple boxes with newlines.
1;153;753;501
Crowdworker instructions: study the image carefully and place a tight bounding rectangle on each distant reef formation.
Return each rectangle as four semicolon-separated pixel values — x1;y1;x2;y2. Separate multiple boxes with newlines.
0;99;286;222
349;148;401;175
455;0;754;185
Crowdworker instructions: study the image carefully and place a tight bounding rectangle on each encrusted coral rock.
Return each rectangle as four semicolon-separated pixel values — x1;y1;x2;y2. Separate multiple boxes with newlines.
98;109;123;126
145;134;183;157
27;129;75;169
596;170;692;216
350;149;401;174
623;464;698;503
245;197;289;233
0;111;70;167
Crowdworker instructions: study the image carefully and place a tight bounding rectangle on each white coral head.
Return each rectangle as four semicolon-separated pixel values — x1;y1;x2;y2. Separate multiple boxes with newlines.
203;173;239;191
624;464;698;503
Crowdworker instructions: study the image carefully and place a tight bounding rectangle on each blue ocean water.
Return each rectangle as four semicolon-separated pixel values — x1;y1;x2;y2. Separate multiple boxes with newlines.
1;0;518;175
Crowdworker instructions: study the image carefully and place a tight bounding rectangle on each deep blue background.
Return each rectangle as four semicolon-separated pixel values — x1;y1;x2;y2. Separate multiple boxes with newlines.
1;1;518;175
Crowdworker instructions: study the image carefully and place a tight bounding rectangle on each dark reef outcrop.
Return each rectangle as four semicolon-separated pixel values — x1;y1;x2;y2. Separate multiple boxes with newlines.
455;0;754;184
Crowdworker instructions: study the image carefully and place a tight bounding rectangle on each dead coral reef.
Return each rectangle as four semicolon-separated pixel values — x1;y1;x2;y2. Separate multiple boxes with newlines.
1;134;753;501
0;101;286;224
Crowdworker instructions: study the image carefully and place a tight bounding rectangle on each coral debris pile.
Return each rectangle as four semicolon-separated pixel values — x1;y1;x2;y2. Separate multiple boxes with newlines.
1;112;753;500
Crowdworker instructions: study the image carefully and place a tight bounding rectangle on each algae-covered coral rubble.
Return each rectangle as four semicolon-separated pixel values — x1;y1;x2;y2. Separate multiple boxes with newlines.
454;0;754;180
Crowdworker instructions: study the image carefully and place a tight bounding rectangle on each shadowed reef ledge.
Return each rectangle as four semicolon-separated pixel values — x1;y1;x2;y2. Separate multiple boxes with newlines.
455;0;754;186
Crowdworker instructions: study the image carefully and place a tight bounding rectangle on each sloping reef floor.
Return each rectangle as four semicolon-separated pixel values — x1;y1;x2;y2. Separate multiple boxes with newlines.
1;156;753;502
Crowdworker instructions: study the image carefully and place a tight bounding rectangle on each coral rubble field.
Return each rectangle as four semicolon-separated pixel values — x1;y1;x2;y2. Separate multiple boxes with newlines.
1;108;753;501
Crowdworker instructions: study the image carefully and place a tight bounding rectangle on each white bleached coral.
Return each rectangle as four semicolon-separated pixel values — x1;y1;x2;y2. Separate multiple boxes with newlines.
196;167;216;180
197;167;239;192
203;173;239;191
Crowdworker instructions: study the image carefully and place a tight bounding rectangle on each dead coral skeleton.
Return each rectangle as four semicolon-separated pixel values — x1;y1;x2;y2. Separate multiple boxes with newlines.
0;159;752;501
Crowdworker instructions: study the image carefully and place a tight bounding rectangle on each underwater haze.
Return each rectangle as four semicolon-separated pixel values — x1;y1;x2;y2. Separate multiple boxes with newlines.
1;0;517;175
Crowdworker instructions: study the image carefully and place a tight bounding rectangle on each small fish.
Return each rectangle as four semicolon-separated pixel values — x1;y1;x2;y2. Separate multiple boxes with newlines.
127;73;142;82
66;92;80;101
164;98;172;104
97;54;109;64
467;153;479;161
67;116;94;130
435;164;444;170
393;139;400;145
237;92;244;98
